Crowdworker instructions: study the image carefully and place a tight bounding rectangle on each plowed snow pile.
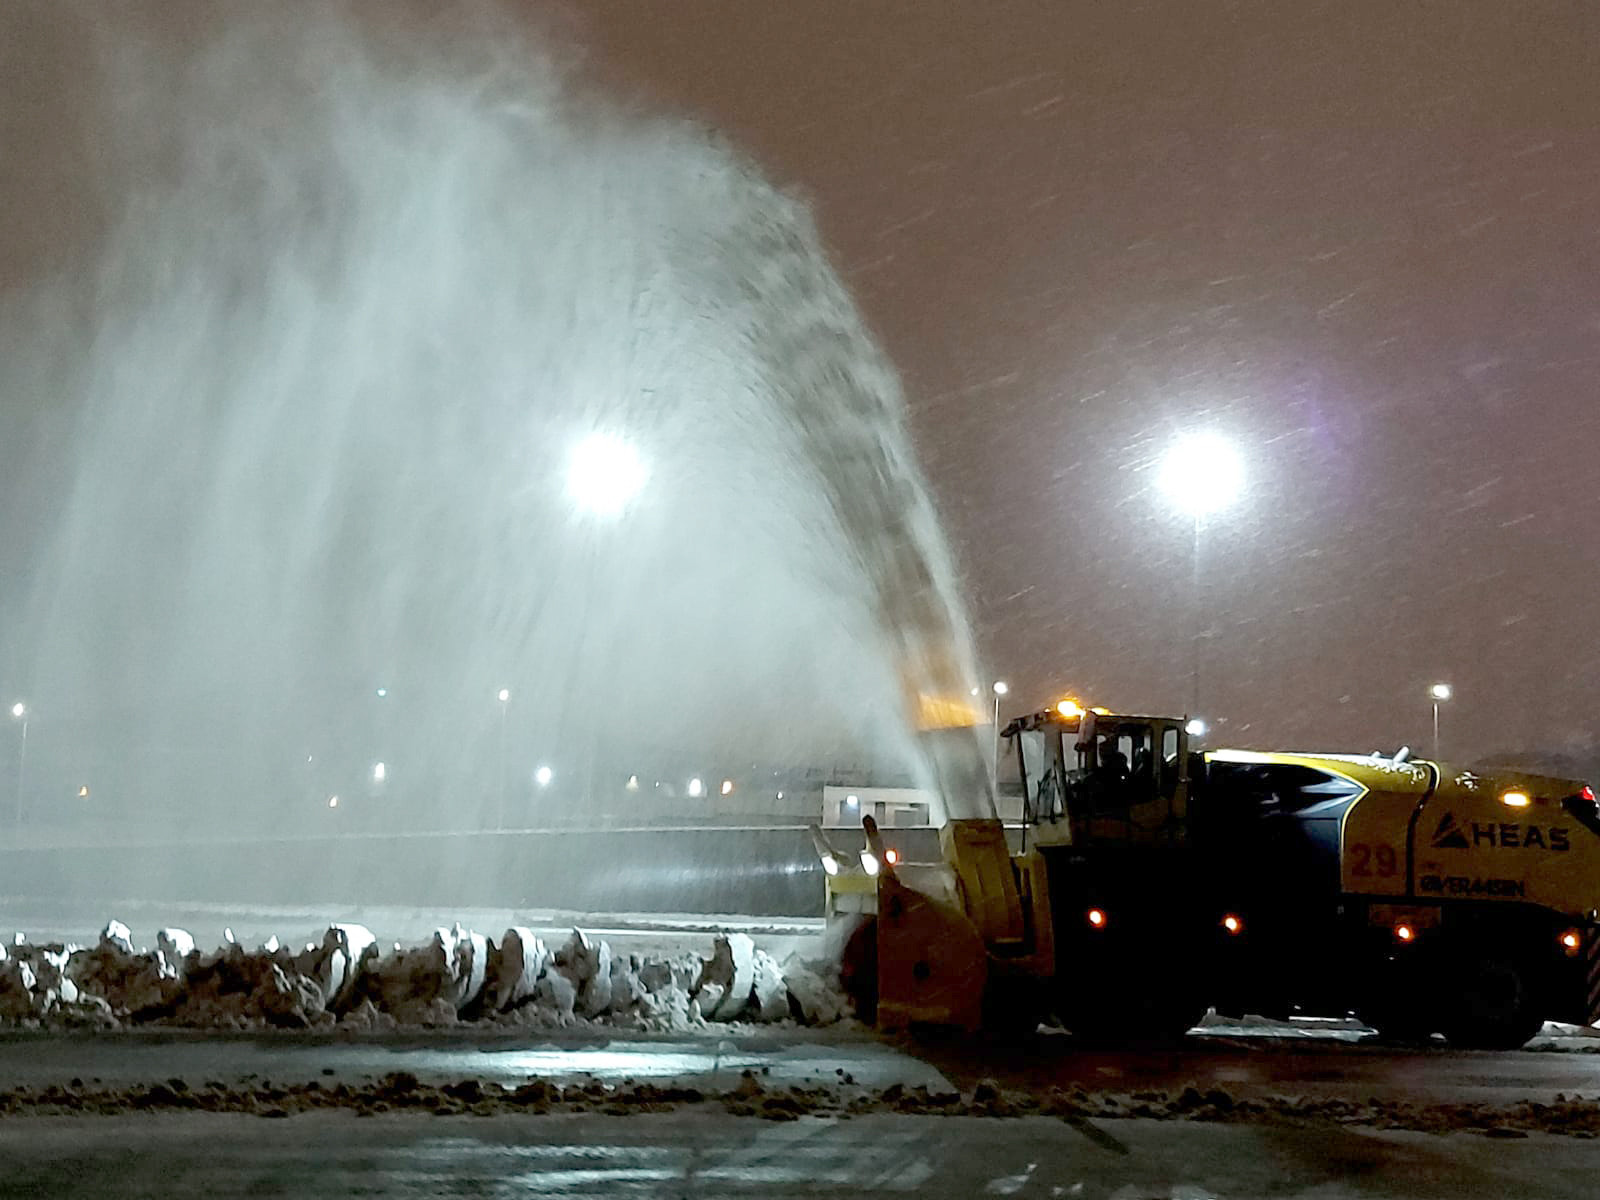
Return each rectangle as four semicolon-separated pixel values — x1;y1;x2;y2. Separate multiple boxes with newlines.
0;920;847;1033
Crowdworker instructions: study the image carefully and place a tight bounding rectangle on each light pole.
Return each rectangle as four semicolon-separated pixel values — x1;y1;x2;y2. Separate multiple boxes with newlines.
1157;433;1245;718
1429;683;1452;761
496;688;511;830
990;680;1009;788
10;702;27;833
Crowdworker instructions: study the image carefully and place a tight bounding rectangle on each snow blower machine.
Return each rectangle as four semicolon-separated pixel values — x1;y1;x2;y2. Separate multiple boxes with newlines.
812;704;1600;1048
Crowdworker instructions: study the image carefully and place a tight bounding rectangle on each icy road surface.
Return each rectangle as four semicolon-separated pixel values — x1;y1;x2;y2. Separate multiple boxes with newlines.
3;1110;1598;1199
7;1026;1600;1110
0;1027;948;1094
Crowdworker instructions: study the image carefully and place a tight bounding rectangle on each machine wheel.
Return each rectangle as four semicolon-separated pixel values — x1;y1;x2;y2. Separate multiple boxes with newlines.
1359;1003;1437;1045
1440;955;1544;1050
1060;987;1208;1046
1356;968;1438;1044
837;916;878;1024
982;979;1050;1041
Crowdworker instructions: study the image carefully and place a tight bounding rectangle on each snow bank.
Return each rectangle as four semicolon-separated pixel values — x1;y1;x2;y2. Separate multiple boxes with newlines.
0;919;852;1033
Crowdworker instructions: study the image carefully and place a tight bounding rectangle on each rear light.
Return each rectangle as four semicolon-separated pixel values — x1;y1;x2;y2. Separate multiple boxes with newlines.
1560;930;1583;956
1087;908;1107;929
1395;924;1416;943
1583;785;1596;804
859;851;880;877
1221;914;1244;935
884;848;900;866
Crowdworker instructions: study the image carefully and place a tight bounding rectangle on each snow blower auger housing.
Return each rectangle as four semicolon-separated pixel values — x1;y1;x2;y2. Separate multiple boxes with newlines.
818;704;1600;1049
812;812;1057;1033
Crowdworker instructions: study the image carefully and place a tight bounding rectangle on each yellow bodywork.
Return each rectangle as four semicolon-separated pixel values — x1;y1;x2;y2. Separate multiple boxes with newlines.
819;816;1054;1031
1415;765;1599;919
1209;749;1600;919
822;732;1597;1034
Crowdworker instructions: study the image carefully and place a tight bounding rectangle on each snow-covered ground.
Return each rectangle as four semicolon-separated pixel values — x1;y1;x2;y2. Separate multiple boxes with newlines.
1191;1011;1600;1050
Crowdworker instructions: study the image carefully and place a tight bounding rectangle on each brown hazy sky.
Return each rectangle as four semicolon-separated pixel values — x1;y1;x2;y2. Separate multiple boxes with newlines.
1;2;1596;766
566;1;1600;759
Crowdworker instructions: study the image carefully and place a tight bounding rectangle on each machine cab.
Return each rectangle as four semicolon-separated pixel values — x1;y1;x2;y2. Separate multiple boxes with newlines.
1003;708;1193;847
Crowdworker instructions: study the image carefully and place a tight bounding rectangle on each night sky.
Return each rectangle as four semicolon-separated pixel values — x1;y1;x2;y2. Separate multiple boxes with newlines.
571;1;1600;762
2;3;1597;772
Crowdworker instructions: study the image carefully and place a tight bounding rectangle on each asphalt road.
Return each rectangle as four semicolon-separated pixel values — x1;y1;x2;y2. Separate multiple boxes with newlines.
0;1027;944;1094
8;1028;1600;1197
4;1110;1598;1199
9;1030;1600;1113
6;1026;1600;1110
914;1027;1600;1110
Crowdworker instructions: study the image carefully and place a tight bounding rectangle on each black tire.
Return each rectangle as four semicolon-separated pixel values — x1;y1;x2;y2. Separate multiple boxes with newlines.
1357;978;1438;1044
982;980;1050;1041
1360;1007;1438;1045
1440;955;1544;1050
837;916;878;1024
1061;988;1208;1046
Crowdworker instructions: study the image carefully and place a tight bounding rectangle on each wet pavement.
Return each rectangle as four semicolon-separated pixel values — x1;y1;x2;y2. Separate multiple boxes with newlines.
0;1026;950;1094
913;1026;1600;1110
7;1024;1600;1110
3;1109;1597;1199
8;1028;1600;1197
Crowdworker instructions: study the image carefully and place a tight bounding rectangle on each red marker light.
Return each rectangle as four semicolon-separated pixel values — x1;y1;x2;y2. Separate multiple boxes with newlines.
1222;914;1243;935
1583;785;1596;804
884;848;900;866
1087;908;1107;929
1395;924;1415;943
1561;930;1582;954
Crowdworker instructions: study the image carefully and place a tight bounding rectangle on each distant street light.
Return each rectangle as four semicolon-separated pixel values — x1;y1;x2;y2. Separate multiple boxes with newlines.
1186;717;1208;738
9;702;26;832
990;681;1009;789
1429;683;1452;761
688;777;705;798
567;433;648;517
1157;433;1245;718
372;762;387;785
534;765;553;787
496;688;512;829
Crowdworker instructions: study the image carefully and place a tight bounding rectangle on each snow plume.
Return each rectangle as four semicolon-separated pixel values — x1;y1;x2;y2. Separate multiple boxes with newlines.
0;0;989;883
